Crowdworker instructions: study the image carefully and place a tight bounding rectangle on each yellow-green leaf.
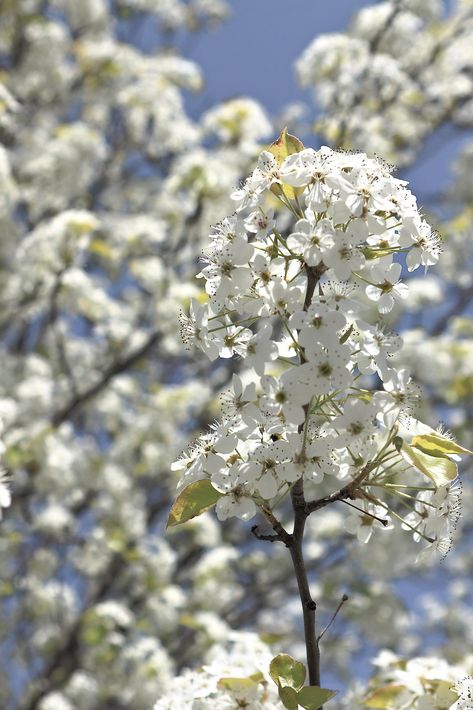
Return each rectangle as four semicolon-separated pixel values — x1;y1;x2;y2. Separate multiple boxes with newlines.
269;654;306;691
268;128;304;166
217;673;265;692
278;685;299;710
268;128;304;201
429;679;459;705
401;443;458;488
298;685;338;708
363;685;406;708
167;479;223;528
411;433;473;457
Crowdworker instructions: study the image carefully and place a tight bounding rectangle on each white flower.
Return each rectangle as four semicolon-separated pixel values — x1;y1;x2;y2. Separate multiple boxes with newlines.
244;208;274;240
277;432;335;484
400;215;441;272
289;303;346;351
374;368;418;427
355;323;402;378
180;300;219;360
342;170;395;217
260;373;308;425
210;216;248;250
244;323;278;375
324;238;365;281
266;279;303;315
330;398;377;445
215;491;257;522
239;440;293;498
172;426;237;489
286;217;335;266
365;261;409;313
222;375;260;425
291;344;352;396
200;238;254;305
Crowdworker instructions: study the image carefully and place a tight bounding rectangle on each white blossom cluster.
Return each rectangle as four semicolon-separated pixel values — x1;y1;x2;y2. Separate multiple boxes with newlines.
295;1;473;164
2;0;473;706
174;140;465;557
154;632;283;709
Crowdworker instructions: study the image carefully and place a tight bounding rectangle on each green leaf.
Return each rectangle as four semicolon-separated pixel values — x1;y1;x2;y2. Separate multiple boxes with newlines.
430;679;459;705
268;128;304;201
363;684;406;708
217;672;265;692
278;685;299;710
268;128;304;166
269;654;306;691
411;433;473;457
166;479;223;528
298;685;338;709
400;443;458;488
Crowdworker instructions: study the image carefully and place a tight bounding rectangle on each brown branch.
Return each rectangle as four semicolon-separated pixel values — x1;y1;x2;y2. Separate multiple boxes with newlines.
289;490;321;688
51;329;160;426
305;463;374;516
256;505;292;547
251;525;281;543
19;496;170;710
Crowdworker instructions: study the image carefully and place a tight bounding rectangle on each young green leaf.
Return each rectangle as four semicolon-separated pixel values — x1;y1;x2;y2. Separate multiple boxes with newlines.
217;672;265;692
362;684;408;708
297;685;338;709
269;654;306;691
167;479;223;528
268;128;304;166
411;433;473;457
268;128;304;201
278;684;299;710
400;442;458;488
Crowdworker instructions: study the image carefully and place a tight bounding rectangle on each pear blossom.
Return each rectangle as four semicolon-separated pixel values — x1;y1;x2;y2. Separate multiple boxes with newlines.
244;323;278;375
365;261;409;313
173;138;465;562
286;216;335;266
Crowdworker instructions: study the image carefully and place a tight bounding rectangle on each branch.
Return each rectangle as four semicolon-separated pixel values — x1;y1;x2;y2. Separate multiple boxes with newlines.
318;594;349;643
304;463;374;516
251;525;281;543
19;496;170;710
51;329;160;426
255;506;292;547
289;511;320;688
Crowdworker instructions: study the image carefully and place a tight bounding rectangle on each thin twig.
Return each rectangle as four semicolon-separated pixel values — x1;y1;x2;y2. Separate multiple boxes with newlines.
318;594;349;642
338;499;389;527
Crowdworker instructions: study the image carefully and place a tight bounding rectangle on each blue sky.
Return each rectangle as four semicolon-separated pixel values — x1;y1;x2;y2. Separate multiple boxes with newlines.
188;0;373;114
184;0;468;207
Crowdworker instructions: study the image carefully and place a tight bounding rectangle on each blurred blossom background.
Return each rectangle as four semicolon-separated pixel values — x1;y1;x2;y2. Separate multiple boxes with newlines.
1;0;473;708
